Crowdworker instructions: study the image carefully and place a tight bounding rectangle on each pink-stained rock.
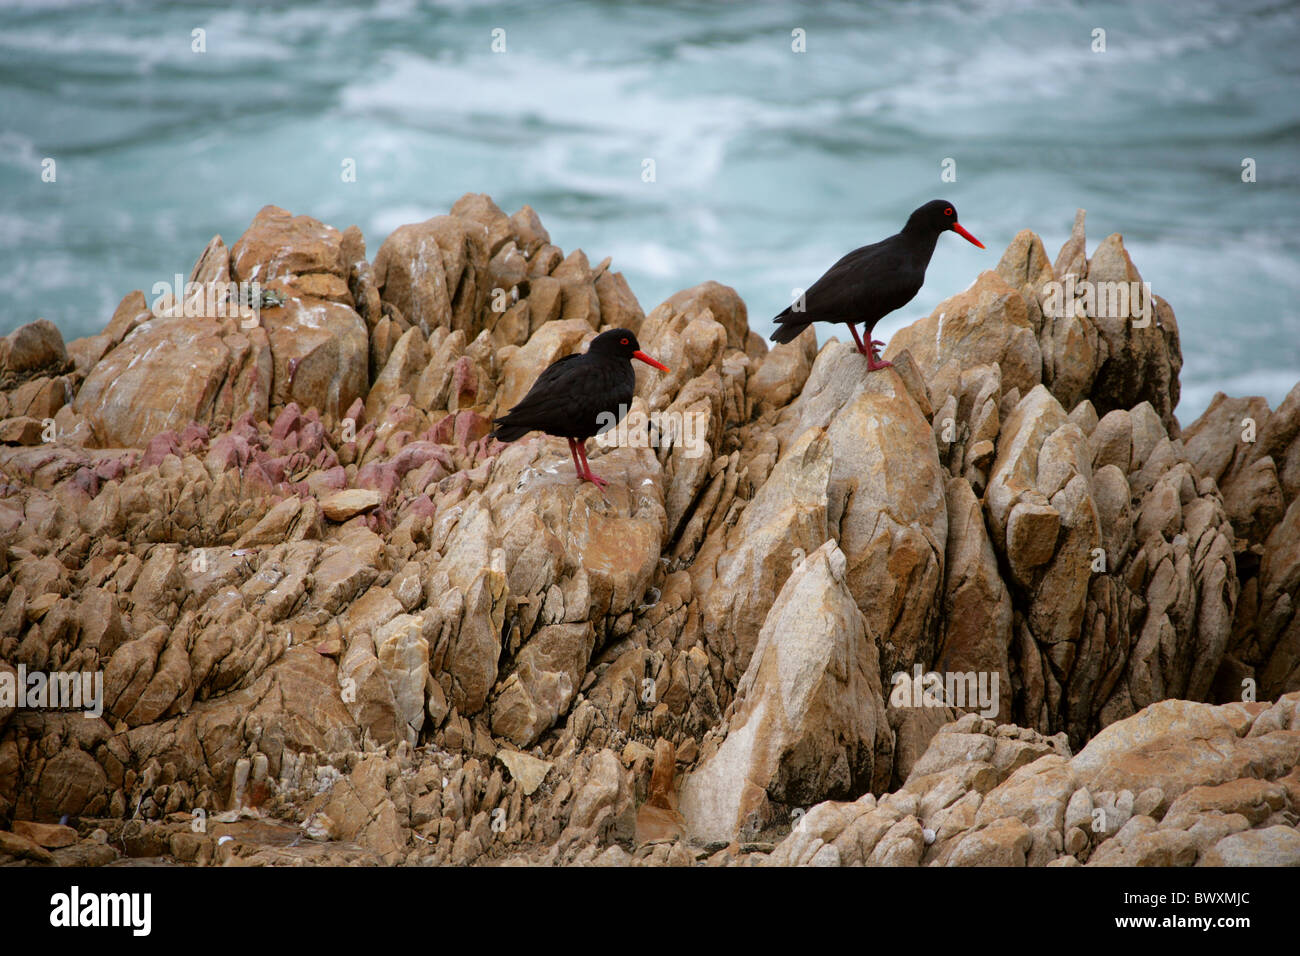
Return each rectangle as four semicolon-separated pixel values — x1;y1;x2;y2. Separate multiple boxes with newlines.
142;431;182;467
262;295;369;421
74;317;272;448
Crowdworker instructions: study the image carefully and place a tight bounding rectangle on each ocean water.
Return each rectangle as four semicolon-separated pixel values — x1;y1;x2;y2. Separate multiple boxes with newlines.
1;0;1297;422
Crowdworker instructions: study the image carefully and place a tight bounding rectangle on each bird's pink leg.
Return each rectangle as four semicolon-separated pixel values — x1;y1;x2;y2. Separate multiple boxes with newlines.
849;323;891;370
567;438;583;478
846;322;869;355
574;442;609;490
865;348;893;372
863;329;891;371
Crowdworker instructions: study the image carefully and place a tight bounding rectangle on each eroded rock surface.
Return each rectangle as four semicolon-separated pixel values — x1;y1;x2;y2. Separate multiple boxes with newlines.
1;199;1295;866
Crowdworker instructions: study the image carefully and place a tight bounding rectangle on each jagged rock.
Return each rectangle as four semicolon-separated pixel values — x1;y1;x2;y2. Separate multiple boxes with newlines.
373;215;491;337
321;489;382;521
0;319;68;383
887;270;1041;400
635;738;686;845
693;426;833;683
749;325;815;411
680;542;893;843
496;749;552;796
3;193;1296;870
1184;383;1300;700
773;344;948;681
262;294;368;420
763;692;1297;867
1084;233;1181;433
563;749;635;849
12;820;77;847
0;416;45;445
230;205;347;283
366;326;429;418
936;476;1013;721
979;384;1238;745
74;317;272;447
1198;826;1300;866
0;830;55;865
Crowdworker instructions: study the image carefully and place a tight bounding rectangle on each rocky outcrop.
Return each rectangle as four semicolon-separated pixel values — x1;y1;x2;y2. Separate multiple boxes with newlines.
764;694;1300;867
1183;384;1300;703
680;542;892;844
0;197;1295;866
771;345;949;685
984;386;1238;748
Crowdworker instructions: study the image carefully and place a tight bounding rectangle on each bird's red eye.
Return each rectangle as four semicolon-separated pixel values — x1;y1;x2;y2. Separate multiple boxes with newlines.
621;337;629;345
944;207;953;217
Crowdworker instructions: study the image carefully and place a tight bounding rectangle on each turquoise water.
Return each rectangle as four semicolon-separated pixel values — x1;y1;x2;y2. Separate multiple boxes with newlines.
1;0;1297;419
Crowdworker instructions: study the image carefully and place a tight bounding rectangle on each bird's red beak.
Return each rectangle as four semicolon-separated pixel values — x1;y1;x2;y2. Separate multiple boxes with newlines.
952;222;985;249
633;350;669;373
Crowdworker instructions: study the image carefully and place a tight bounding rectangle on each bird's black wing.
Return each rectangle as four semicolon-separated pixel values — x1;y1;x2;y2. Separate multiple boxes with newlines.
493;353;586;428
508;353;584;412
492;349;637;442
773;235;923;329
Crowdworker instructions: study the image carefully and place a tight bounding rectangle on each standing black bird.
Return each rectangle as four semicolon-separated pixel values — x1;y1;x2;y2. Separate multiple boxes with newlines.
490;328;670;489
770;200;985;370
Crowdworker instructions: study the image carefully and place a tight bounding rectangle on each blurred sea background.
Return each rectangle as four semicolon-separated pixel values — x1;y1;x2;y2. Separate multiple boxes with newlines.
1;0;1297;420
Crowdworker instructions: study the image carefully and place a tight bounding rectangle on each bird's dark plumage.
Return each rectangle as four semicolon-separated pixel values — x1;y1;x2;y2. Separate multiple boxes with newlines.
489;350;621;443
770;200;984;369
490;328;669;488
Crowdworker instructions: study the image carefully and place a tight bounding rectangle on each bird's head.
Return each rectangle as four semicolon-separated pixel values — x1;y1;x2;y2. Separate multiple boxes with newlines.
588;328;670;371
909;199;985;248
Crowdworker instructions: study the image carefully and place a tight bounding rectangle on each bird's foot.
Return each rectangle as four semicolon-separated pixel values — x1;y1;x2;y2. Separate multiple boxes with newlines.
578;470;609;491
865;350;893;372
870;338;886;349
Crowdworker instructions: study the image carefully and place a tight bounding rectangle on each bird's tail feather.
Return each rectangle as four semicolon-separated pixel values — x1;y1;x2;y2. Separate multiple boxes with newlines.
489;421;532;443
769;321;810;344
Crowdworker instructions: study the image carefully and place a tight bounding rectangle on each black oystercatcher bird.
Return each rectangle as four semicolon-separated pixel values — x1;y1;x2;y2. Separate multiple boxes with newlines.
770;199;985;370
490;328;670;490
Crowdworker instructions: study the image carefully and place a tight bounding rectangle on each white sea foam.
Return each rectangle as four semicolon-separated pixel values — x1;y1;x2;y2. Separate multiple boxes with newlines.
0;0;1295;421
